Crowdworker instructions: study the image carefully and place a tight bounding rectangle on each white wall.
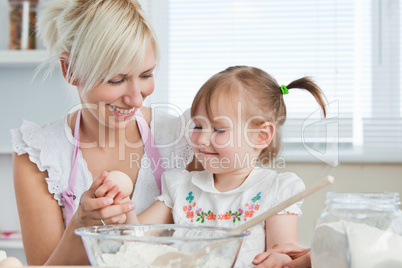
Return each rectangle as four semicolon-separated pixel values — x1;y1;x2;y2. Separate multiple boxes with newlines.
0;154;26;264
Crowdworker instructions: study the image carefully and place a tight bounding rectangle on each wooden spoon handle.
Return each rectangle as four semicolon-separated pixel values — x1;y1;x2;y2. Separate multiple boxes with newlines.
227;175;334;236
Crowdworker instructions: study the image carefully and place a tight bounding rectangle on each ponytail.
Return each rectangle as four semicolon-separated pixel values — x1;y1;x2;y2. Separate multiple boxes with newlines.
286;77;327;117
259;76;327;164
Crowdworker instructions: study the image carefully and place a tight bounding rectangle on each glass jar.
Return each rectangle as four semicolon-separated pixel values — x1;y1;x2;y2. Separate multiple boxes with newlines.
311;192;402;268
9;0;38;50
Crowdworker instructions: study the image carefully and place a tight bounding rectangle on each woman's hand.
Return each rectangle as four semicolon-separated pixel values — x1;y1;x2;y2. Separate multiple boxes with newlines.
75;171;135;227
253;244;311;268
272;243;311;268
253;251;292;268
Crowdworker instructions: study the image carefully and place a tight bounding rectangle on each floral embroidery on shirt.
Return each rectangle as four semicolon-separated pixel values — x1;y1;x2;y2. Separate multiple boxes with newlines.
195;209;216;223
244;201;260;221
182;191;262;224
252;192;261;202
227;209;243;223
186;191;194;203
183;201;196;221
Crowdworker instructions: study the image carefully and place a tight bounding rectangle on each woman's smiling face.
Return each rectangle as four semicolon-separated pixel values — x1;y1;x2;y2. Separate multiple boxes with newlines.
79;43;156;130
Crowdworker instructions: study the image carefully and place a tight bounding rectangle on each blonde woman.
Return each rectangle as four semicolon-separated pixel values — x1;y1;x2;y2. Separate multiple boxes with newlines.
11;0;194;265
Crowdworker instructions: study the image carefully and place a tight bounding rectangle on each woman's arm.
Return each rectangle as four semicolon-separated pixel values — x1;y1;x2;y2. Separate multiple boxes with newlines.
13;152;72;265
13;154;135;265
47;173;135;265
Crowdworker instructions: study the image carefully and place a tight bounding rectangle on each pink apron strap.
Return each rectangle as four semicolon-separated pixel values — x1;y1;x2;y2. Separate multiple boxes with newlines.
135;109;164;193
62;108;164;226
61;109;81;226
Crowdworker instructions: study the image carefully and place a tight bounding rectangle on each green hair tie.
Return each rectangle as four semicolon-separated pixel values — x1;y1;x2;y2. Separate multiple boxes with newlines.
280;85;289;95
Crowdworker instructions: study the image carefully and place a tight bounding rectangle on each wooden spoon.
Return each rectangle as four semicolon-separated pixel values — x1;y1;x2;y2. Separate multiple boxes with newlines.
151;175;334;266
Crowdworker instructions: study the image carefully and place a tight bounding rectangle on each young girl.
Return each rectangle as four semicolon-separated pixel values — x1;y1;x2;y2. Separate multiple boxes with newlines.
125;66;327;267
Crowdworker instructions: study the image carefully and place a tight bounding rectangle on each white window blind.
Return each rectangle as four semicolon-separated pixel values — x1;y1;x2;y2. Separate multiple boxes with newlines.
144;0;402;164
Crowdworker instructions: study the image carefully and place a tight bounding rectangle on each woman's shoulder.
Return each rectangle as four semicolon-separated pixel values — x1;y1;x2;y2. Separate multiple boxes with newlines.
151;106;190;125
10;115;75;176
150;106;193;168
11;117;67;154
10;114;83;206
148;106;189;138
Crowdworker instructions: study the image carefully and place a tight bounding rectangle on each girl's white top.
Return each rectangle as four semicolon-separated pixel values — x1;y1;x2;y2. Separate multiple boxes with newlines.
158;168;305;267
11;108;194;220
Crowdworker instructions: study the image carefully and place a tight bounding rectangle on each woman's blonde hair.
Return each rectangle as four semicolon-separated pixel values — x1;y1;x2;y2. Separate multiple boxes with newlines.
37;0;159;93
191;66;327;165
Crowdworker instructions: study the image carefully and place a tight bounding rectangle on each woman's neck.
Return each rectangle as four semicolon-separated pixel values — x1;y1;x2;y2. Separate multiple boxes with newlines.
73;110;140;150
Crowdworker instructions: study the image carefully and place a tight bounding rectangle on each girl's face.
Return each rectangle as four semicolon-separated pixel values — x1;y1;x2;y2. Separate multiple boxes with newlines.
191;99;261;175
80;44;156;129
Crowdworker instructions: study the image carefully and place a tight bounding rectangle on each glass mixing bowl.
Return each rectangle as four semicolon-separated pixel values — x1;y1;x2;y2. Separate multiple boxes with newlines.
75;224;248;268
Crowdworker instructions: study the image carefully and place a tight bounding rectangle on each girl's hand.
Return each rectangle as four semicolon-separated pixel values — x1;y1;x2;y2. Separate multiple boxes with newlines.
253;251;292;268
74;172;135;227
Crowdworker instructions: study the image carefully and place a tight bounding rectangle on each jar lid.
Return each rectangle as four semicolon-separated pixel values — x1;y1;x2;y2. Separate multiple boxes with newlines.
9;0;39;3
326;192;401;209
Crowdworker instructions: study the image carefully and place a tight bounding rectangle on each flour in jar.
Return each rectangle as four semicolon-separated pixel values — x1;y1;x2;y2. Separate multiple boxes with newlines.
313;221;402;268
100;242;232;268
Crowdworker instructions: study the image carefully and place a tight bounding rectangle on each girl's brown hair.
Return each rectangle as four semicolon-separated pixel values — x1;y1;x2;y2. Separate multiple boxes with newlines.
191;66;327;164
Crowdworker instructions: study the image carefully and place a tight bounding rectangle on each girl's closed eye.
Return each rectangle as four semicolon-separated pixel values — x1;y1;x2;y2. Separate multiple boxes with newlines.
194;125;202;130
214;128;225;133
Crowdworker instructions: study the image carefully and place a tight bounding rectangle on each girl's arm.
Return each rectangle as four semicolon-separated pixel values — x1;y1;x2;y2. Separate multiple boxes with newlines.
126;200;173;224
13;153;135;265
252;214;298;267
265;214;298;249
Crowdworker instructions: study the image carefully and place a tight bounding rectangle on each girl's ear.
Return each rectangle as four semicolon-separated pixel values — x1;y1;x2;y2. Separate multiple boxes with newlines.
60;55;78;86
254;122;275;150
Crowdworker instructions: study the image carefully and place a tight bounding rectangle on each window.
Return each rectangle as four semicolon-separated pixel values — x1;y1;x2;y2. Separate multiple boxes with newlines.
142;0;402;164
